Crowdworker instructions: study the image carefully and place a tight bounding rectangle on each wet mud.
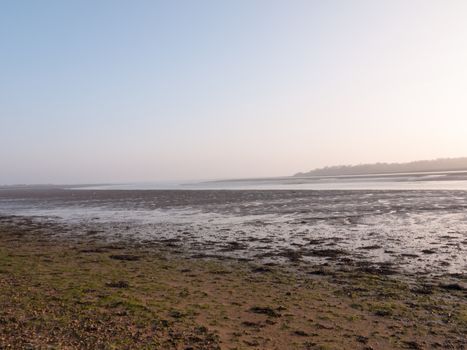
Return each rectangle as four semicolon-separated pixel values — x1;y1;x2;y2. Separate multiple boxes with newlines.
0;188;466;278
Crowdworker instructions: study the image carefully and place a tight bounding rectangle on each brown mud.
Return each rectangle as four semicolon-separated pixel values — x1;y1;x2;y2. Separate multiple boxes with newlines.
0;220;465;350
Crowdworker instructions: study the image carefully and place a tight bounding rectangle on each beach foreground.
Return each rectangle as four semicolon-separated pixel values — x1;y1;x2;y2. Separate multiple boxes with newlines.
0;219;465;350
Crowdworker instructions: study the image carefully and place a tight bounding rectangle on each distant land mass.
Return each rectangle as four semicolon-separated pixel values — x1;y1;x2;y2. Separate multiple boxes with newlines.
295;157;467;177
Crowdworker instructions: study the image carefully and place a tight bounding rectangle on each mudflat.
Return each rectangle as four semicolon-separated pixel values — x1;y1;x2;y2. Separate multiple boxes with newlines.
1;189;466;276
0;218;465;349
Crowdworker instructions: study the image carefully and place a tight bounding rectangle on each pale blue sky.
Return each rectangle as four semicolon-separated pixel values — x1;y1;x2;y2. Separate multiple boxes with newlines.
1;1;467;184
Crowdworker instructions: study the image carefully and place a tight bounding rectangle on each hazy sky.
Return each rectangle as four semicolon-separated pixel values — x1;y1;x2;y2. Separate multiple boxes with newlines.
1;1;467;184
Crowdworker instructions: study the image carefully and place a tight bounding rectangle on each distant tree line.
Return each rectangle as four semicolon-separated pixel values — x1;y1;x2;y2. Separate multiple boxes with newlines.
295;157;467;177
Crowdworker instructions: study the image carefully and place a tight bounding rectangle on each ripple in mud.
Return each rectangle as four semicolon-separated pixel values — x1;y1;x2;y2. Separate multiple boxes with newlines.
1;189;467;276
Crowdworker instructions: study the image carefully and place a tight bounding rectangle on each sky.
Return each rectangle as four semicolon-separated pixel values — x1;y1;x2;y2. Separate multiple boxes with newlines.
1;0;467;184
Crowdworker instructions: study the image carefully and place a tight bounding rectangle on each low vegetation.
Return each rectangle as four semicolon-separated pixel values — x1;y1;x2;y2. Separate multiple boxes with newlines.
0;222;465;349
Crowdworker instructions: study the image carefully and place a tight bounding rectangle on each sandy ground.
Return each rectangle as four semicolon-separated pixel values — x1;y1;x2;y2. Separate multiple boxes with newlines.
0;219;465;350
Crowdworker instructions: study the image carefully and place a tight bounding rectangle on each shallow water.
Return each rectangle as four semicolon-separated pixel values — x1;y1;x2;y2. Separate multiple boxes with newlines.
73;171;467;190
0;188;466;276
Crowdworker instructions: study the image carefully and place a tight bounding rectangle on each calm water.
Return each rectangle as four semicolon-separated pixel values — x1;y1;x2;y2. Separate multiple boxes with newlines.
73;171;467;191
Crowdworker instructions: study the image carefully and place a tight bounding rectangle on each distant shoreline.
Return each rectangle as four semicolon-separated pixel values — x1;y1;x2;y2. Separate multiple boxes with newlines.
296;157;467;177
208;169;467;183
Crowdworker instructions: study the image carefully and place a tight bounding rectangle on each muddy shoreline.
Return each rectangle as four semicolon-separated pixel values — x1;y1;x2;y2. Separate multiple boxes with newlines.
1;188;466;277
0;218;466;349
0;189;466;348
